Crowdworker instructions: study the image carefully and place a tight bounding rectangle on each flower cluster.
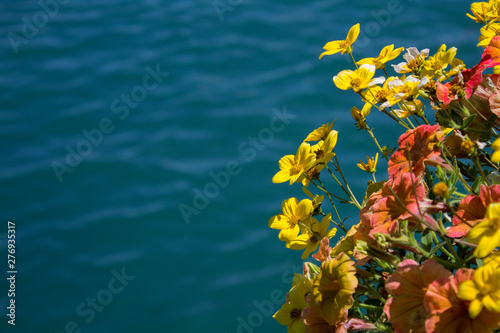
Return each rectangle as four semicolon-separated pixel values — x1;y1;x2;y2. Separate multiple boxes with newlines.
268;3;500;333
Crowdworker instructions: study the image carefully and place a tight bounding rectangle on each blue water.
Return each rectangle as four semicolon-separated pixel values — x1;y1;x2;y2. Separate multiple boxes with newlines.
0;0;481;332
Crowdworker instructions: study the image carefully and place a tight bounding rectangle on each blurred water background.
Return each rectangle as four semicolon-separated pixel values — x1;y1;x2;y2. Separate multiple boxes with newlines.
0;0;482;332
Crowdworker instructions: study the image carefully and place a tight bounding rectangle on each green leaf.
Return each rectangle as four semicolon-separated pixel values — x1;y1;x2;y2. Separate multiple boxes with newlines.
421;229;433;253
471;176;483;194
463;114;477;129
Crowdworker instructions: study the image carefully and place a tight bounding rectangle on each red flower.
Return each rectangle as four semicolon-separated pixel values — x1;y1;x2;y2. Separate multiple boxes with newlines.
436;53;500;108
388;125;450;180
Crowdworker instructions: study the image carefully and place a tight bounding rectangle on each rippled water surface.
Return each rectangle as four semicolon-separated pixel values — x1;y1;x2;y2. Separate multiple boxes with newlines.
0;0;481;332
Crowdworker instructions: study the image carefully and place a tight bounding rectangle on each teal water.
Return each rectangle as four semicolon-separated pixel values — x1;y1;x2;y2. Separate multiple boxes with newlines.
0;1;481;332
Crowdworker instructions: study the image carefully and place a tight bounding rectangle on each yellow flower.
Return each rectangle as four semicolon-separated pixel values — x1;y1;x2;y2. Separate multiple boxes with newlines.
302;131;338;187
303;187;324;214
333;64;385;93
432;182;449;198
467;202;500;258
492;137;500;163
484;251;500;268
360;80;394;111
319;23;360;59
422;44;458;79
357;44;404;69
350;105;370;129
457;265;500;318
467;1;499;23
269;198;313;243
310;130;338;164
478;22;500;47
380;75;422;109
273;142;316;184
357;153;378;174
392;99;424;119
273;280;309;333
310;253;358;325
287;213;337;259
304;122;335;142
392;47;429;74
438;58;466;82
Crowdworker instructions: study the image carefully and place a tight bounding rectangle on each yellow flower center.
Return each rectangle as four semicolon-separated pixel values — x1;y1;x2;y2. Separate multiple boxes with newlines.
350;78;362;89
289;215;299;225
307;167;319;180
432;60;443;70
315;149;324;159
376;90;388;102
290;163;302;176
407;59;419;70
449;84;463;96
460;139;474;154
309;233;320;244
489;216;500;229
290;308;301;319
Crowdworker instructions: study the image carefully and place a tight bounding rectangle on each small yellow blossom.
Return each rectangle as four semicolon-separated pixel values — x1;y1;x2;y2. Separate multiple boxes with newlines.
379;75;423;109
273;280;309;333
361;80;392;107
392;47;429;74
467;202;500;258
461;137;476;155
319;23;360;58
392;99;424;119
333;64;385;93
288;213;337;259
438;58;466;82
492;137;500;163
350;104;371;129
467;1;499;23
269;198;313;243
304;122;335;142
432;182;449;198
310;130;338;164
422;44;458;79
273;142;316;185
357;153;378;174
357;44;404;69
302;131;338;186
458;265;500;318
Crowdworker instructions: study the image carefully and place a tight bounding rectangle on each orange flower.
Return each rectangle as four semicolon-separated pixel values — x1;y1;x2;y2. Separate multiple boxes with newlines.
388;125;450;179
483;36;500;64
384;259;451;333
447;185;500;238
424;269;500;333
310;253;358;326
369;172;442;236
